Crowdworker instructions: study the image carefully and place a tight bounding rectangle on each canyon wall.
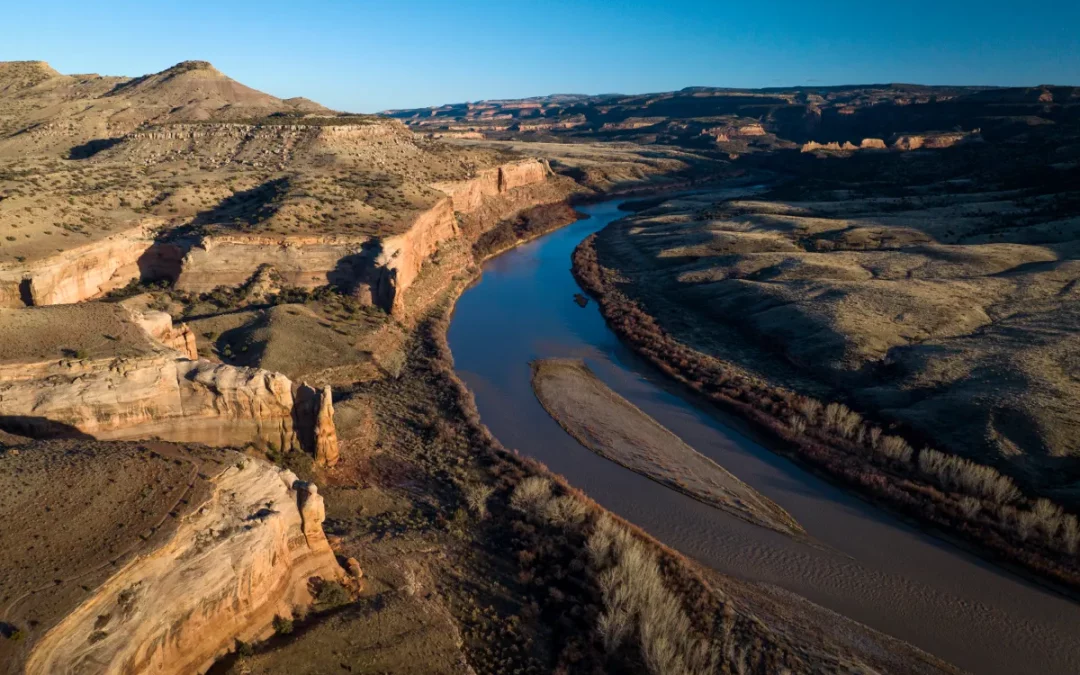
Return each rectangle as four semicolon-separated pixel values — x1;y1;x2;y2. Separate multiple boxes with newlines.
432;159;551;212
25;459;341;675
0;221;178;308
172;196;459;313
0;355;301;451
0;158;557;314
174;232;381;293
175;158;554;314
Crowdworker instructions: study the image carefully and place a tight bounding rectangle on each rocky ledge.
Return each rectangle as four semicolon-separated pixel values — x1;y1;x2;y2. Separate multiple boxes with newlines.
0;305;335;454
0;159;562;317
0;440;342;675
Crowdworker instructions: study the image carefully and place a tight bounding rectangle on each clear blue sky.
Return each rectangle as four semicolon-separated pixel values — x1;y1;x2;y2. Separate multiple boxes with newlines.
3;0;1078;112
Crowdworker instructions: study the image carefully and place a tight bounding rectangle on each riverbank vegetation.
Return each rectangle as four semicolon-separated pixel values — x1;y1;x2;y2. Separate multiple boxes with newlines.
573;234;1080;592
279;262;953;674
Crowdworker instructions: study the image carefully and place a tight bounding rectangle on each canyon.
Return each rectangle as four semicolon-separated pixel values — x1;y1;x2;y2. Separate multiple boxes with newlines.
1;55;1078;675
0;156;557;314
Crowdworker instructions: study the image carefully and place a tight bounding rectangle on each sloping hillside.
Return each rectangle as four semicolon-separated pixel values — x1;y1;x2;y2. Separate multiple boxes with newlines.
0;59;331;157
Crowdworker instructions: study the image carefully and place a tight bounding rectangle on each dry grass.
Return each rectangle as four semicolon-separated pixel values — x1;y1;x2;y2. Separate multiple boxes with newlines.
588;514;721;675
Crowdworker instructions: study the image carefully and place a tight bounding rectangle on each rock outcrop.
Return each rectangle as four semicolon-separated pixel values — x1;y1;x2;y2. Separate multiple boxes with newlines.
432;159;551;213
800;138;888;153
131;309;198;359
0;221;179;308
0;293;336;459
23;453;342;675
0;355;302;451
106;121;405;169
299;482;328;545
701;123;768;142
891;130;981;150
313;385;339;467
174;158;556;314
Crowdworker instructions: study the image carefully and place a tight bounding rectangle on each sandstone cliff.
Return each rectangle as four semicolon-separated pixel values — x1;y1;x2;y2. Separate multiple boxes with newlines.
0;355;302;451
0;153;558;314
21;450;341;675
131;309;198;359
174;158;557;314
891;130;981;150
0;303;309;450
0;220;178;308
800;138;888;153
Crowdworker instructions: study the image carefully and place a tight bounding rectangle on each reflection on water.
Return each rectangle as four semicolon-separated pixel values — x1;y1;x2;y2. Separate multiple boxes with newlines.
447;200;1080;675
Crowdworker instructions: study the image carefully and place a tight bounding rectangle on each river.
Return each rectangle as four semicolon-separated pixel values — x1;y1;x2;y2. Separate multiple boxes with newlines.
447;199;1080;675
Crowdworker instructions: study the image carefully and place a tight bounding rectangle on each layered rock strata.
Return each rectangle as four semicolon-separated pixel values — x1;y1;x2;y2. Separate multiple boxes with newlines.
23;453;342;675
0;220;179;308
174;158;556;314
0;355;302;451
0;303;318;451
0;158;558;314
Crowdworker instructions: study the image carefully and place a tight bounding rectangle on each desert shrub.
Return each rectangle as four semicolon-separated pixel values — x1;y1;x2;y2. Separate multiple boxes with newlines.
794;396;821;424
596;604;632;654
1060;515;1080;555
787;415;806;435
1012;508;1040;541
315;580;351;609
918;448;1019;503
378;349;407;379
509;476;552;518
272;615;294;634
876;436;913;463
586;514;622;569
867;426;883;448
463;481;494;519
959;496;982;519
1033;499;1064;538
587;515;720;675
1033;498;1062;520
823;402;861;438
542;495;588;527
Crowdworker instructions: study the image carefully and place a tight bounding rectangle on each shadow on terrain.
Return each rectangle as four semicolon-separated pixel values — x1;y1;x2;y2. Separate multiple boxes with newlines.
330;240;396;312
0;416;94;440
67;137;123;159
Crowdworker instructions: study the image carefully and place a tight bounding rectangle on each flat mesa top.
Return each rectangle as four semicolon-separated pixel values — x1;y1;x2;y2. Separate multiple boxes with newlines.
0;304;162;363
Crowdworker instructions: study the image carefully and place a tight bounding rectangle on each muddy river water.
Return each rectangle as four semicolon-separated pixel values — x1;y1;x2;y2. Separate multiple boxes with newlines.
447;200;1080;675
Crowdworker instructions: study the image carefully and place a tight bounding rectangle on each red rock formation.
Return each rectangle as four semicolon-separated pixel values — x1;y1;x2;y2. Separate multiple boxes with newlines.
0;356;303;451
314;385;339;467
25;459;343;675
0;220;179;308
132;309;198;359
